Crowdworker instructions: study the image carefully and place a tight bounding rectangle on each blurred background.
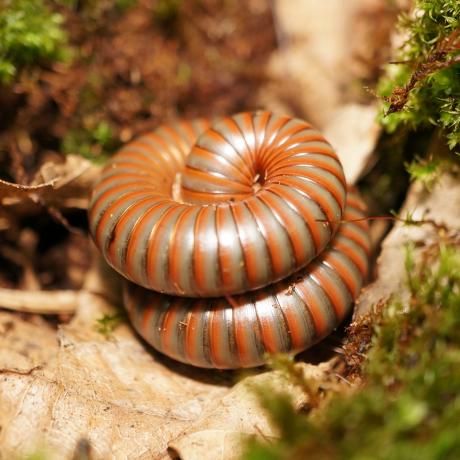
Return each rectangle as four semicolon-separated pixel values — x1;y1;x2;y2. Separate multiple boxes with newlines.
1;0;405;174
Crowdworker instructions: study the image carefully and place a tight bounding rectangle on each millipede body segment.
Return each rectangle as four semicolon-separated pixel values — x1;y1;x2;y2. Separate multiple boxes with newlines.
88;112;371;369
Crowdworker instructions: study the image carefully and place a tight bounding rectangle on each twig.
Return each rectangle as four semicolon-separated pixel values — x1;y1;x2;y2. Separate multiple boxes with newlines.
253;424;274;443
0;288;79;314
316;215;449;233
37;197;85;236
0;365;43;376
335;373;352;386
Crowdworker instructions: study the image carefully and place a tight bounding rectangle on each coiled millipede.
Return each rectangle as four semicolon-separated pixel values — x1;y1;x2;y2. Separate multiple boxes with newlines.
88;112;371;369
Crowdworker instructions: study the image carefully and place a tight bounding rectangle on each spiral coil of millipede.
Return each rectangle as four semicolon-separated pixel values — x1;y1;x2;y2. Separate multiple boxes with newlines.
88;111;371;369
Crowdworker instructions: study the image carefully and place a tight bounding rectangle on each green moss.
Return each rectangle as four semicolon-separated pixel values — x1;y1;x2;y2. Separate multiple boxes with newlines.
61;120;119;163
95;311;126;338
243;241;460;460
378;0;460;151
0;0;69;84
405;155;443;190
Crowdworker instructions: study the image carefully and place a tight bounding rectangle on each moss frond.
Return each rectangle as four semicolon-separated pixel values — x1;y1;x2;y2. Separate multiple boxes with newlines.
0;0;69;84
378;0;460;152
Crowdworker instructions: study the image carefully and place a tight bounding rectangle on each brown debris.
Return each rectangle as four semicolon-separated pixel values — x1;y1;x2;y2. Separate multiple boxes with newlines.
385;28;460;114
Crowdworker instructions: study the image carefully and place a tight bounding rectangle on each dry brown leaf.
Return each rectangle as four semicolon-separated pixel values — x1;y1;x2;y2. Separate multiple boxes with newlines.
169;363;330;460
34;155;102;209
1;155;101;212
0;312;59;371
261;0;353;126
354;171;460;318
0;290;231;459
322;104;380;184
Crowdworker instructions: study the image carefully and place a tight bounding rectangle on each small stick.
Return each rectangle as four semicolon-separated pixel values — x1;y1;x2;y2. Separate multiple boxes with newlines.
0;288;78;314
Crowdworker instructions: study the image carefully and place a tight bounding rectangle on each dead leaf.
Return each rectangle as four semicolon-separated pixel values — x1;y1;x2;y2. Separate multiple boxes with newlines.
0;155;101;212
0;312;59;371
169;363;330;460
323;104;380;184
258;0;388;184
34;155;102;209
0;290;232;459
354;171;460;318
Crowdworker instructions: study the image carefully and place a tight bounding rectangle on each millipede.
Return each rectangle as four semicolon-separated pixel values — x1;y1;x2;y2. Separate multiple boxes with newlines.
88;111;371;369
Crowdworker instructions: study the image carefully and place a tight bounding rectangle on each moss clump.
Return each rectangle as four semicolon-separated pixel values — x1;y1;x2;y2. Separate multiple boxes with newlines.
0;0;69;84
243;241;460;460
61;120;119;163
378;0;460;151
95;310;126;338
405;155;444;190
